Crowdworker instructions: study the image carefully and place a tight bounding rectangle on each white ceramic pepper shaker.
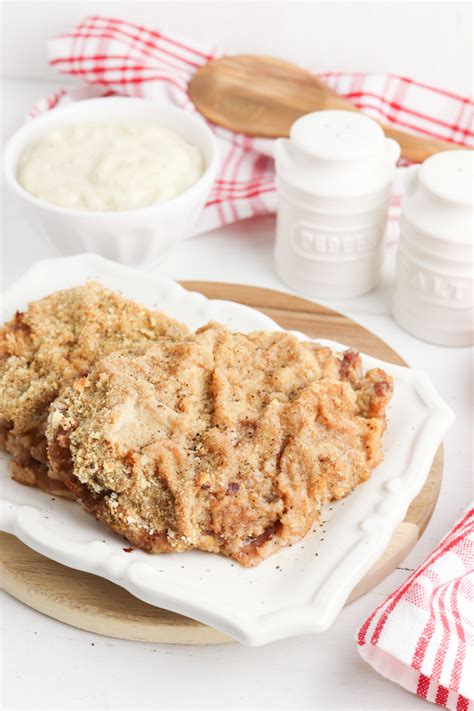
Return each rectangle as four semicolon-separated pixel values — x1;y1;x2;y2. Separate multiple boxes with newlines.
392;150;473;347
274;110;400;299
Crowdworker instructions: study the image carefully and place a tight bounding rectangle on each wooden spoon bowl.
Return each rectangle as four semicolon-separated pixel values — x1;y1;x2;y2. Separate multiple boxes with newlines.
189;55;467;163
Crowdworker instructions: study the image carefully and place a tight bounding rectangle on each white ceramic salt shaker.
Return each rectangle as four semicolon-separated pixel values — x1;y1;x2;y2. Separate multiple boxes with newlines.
392;150;473;347
274;110;400;299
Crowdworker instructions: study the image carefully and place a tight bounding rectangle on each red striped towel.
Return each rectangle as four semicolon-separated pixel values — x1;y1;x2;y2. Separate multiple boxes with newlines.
35;15;473;240
358;507;474;710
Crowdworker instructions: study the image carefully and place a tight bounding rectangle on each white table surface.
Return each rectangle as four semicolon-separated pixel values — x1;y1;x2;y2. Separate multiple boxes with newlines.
1;78;472;711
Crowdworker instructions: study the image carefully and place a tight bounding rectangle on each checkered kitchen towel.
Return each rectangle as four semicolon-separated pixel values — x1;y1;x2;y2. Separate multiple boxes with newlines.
358;507;474;710
35;15;474;239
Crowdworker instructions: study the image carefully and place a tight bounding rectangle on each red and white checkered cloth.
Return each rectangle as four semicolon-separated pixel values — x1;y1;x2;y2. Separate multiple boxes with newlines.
33;15;473;242
358;507;474;710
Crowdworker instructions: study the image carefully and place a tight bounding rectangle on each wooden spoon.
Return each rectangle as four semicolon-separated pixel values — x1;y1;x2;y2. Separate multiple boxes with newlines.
189;55;467;163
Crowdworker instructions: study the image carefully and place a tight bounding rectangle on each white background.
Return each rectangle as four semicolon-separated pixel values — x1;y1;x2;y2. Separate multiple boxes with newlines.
1;0;473;93
1;2;473;710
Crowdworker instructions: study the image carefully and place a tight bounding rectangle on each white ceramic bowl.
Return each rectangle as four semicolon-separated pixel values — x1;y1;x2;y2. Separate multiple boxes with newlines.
3;98;219;266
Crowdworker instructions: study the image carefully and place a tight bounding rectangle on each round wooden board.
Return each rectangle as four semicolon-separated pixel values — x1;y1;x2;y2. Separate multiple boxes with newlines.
0;282;443;645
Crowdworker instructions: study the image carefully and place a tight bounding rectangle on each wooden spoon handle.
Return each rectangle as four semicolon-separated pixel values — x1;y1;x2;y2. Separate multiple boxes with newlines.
379;123;466;163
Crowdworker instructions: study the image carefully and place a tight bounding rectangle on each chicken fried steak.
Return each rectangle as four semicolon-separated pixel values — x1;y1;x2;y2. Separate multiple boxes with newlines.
47;324;392;565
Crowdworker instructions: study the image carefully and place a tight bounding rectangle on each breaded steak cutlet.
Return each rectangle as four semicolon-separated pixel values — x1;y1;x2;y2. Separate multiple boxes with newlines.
47;323;392;566
0;282;188;497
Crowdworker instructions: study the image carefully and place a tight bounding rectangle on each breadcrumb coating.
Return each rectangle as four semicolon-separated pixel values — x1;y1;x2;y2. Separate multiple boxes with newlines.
47;324;392;566
0;282;188;495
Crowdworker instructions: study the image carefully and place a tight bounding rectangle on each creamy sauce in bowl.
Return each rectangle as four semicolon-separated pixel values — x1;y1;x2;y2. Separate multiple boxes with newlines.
17;121;205;211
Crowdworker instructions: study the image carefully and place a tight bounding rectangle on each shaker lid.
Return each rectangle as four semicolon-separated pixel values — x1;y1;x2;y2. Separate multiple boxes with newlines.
419;150;473;207
290;110;385;162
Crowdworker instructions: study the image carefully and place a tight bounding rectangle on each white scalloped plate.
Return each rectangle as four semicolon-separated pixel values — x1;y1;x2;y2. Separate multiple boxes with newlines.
0;254;454;645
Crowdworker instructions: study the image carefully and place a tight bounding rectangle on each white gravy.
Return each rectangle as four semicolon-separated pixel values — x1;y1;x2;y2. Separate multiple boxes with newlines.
18;121;205;211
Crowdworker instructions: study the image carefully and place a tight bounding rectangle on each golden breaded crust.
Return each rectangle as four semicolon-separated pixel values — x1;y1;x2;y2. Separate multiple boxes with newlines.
0;282;188;494
47;324;392;566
